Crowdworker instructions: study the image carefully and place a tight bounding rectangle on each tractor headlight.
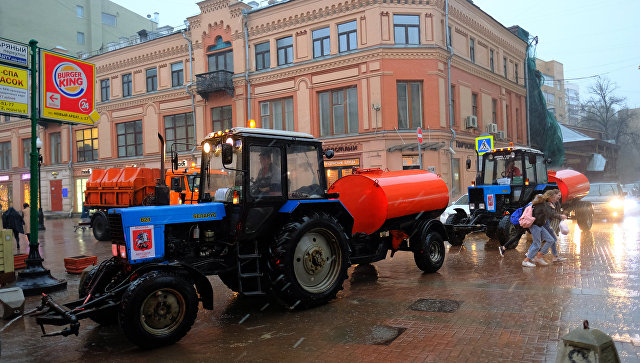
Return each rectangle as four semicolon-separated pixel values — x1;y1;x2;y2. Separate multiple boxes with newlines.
203;142;211;153
609;198;624;209
479;203;485;209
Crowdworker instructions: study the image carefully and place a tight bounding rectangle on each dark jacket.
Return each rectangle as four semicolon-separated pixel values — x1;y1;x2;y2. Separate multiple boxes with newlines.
2;207;24;234
532;202;562;227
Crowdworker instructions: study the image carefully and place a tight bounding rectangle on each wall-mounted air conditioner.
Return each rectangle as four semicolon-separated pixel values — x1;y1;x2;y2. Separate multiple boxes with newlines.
486;123;498;134
465;115;478;129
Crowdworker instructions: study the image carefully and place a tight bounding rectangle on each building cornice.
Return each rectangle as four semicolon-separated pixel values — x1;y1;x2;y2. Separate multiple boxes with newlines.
95;44;190;74
96;89;191;112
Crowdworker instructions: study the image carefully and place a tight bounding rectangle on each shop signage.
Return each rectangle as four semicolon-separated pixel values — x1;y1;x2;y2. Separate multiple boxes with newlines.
456;141;475;150
0;63;29;117
324;159;360;167
21;173;30;180
0;39;28;67
40;50;98;125
81;168;92;175
177;160;187;168
323;143;361;154
0;175;9;182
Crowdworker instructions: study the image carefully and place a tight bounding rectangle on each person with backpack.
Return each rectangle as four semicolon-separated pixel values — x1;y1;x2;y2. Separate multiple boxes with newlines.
522;189;567;267
499;202;533;256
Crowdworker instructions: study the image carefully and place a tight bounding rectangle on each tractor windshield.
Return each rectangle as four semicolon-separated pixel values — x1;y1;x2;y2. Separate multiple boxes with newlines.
201;138;242;202
483;153;524;185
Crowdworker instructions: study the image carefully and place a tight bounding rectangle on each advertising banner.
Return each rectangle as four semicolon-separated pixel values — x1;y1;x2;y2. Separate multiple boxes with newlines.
0;64;29;117
40;50;98;125
0;39;28;67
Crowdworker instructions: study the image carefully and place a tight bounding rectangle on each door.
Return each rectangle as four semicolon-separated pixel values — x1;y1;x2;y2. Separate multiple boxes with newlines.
50;179;63;211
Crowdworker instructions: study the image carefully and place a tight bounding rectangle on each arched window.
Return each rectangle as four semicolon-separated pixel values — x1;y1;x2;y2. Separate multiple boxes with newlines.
207;36;233;72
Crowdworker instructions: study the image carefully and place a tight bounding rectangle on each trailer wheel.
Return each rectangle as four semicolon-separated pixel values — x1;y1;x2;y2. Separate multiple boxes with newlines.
119;271;198;348
268;211;349;309
412;230;445;273
445;214;466;246
577;202;593;231
497;215;520;247
92;211;111;241
79;261;121;325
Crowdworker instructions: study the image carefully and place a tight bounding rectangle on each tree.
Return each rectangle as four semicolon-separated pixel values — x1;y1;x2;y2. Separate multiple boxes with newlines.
580;77;635;145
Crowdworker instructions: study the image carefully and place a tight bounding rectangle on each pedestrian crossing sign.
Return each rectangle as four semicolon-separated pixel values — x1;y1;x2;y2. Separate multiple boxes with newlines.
475;135;494;155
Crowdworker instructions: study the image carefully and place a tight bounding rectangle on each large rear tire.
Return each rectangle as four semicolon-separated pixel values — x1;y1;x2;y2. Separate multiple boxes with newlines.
577;202;593;231
445;214;466;246
497;215;520;247
119;271;198;348
268;211;350;309
92;211;111;241
78;261;122;326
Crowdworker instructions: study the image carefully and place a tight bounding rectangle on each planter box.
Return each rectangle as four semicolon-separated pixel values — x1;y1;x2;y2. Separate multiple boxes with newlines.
64;255;98;274
13;254;28;270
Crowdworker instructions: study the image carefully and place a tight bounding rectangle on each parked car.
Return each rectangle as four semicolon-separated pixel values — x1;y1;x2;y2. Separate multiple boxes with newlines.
582;182;625;221
440;193;469;223
623;183;640;197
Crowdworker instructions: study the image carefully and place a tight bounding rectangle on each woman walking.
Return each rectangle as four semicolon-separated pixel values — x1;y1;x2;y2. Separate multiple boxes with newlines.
522;189;567;267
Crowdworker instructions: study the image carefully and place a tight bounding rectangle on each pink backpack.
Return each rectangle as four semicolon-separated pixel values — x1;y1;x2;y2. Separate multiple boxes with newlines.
518;204;535;228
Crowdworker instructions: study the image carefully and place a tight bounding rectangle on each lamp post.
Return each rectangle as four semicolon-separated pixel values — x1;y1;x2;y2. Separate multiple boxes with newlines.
35;137;46;230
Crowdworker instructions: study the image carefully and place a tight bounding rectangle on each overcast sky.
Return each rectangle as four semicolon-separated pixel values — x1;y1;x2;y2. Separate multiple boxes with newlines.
113;0;640;109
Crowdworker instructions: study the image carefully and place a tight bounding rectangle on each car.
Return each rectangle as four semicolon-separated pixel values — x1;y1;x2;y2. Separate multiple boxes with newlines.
623;183;640;197
582;182;625;221
440;193;470;223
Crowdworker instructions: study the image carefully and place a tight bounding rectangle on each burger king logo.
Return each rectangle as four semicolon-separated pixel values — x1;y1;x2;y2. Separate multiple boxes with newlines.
53;62;87;98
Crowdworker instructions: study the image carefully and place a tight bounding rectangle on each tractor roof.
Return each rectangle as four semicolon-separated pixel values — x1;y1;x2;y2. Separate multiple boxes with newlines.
205;127;316;142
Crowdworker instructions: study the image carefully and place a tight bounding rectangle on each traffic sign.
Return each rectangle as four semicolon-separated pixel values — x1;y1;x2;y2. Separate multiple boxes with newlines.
40;50;98;125
0;63;29;117
475;135;494;155
0;39;28;68
417;127;423;144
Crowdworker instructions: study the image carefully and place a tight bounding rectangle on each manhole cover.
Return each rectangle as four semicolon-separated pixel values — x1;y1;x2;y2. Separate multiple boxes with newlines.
365;325;406;345
409;298;461;313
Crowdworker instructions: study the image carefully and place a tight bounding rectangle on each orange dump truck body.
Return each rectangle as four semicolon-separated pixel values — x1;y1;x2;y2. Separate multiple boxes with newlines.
84;167;160;208
548;169;590;202
328;168;449;235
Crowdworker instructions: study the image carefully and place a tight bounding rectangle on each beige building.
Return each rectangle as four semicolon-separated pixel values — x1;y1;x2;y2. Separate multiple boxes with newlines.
1;0;529;215
535;58;566;122
0;0;157;57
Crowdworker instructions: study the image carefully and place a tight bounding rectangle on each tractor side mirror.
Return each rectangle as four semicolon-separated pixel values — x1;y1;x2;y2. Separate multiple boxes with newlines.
324;150;334;159
222;143;233;165
545;158;552;165
466;159;471;170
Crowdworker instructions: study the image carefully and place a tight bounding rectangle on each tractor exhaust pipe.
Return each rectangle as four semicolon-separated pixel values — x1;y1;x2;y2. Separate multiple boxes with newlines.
158;133;166;185
155;133;170;205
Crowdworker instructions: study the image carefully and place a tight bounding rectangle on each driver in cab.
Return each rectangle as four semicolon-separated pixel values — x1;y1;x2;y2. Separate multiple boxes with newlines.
253;149;281;194
505;160;521;178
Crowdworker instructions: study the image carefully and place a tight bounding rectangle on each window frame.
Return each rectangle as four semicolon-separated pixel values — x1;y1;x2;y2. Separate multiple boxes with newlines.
171;62;184;87
318;86;359;136
22;138;31;168
338;21;357;53
469;37;475;63
254;41;270;70
146;68;157;92
260;97;294;131
276;36;293;66
50;132;61;164
116;120;143;158
101;12;116;26
211;106;233;131
312;27;331;58
76;5;84;18
397;81;423;130
490;49;494;72
100;79;110;101
75;128;98;162
0;141;11;170
164;113;195;152
393;14;420;45
472;93;478;117
77;32;85;45
122;73;132;97
207;49;233;72
503;57;508;78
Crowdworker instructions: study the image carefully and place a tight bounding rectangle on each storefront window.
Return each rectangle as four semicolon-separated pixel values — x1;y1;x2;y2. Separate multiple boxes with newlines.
0;183;12;211
76;178;87;213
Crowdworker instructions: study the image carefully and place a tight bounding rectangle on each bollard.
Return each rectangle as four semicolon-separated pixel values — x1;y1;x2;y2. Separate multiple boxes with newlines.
556;320;620;363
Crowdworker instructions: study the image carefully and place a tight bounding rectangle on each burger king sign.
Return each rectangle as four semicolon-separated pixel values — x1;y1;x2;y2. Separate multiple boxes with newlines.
40;50;98;125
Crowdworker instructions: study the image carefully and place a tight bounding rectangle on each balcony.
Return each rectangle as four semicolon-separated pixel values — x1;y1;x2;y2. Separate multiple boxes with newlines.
195;70;234;98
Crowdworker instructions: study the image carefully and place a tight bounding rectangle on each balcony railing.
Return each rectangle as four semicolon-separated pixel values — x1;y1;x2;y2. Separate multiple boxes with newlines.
195;70;234;98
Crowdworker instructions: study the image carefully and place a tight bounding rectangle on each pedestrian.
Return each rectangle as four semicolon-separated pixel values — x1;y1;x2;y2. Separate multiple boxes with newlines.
522;189;567;267
2;205;24;251
23;203;31;244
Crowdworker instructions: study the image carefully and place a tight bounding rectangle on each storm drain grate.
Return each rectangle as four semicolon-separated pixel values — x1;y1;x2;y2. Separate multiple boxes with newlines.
365;325;406;345
410;298;461;313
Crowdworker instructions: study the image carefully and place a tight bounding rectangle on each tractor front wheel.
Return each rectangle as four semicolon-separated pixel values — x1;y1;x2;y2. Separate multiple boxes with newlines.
497;215;520;248
92;211;111;241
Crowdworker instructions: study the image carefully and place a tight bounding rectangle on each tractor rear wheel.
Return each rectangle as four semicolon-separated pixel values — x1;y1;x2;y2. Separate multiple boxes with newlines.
92;211;111;241
268;211;350;309
119;271;198;348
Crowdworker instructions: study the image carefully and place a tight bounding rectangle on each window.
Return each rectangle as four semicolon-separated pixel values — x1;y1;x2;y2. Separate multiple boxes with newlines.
76;5;83;17
312;27;330;58
287;144;322;199
255;41;270;70
171;62;184;87
492;99;497;123
212;106;232;131
146;68;157;92
207;50;233;72
0;142;11;169
117;120;143;157
490;49;494;72
260;97;294;131
394;15;419;45
276;37;293;66
164;113;194;152
50;132;61;164
472;93;478;117
102;12;116;26
397;81;423;129
503;57;508;78
338;21;357;52
469;38;475;63
249;145;282;197
100;79;110;101
544;92;555;105
22;138;30;167
122;73;132;97
542;73;555;87
76;128;98;162
515;63;519;84
535;155;548;183
77;32;85;45
319;87;358;136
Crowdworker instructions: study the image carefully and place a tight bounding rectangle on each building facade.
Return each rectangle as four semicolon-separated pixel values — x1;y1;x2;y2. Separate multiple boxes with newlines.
535;58;566;123
1;0;528;215
0;0;157;57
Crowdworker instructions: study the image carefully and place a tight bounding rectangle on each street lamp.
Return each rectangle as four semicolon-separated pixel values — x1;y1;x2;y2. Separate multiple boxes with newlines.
35;137;45;230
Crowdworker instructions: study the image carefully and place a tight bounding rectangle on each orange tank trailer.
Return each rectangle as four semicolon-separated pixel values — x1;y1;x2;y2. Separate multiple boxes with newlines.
548;169;590;202
328;168;449;235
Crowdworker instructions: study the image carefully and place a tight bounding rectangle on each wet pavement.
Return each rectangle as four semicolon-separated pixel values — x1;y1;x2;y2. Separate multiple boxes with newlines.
1;209;640;362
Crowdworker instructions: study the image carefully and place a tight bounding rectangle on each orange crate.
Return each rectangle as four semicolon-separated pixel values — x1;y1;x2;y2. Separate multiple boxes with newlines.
14;254;28;269
64;255;98;274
